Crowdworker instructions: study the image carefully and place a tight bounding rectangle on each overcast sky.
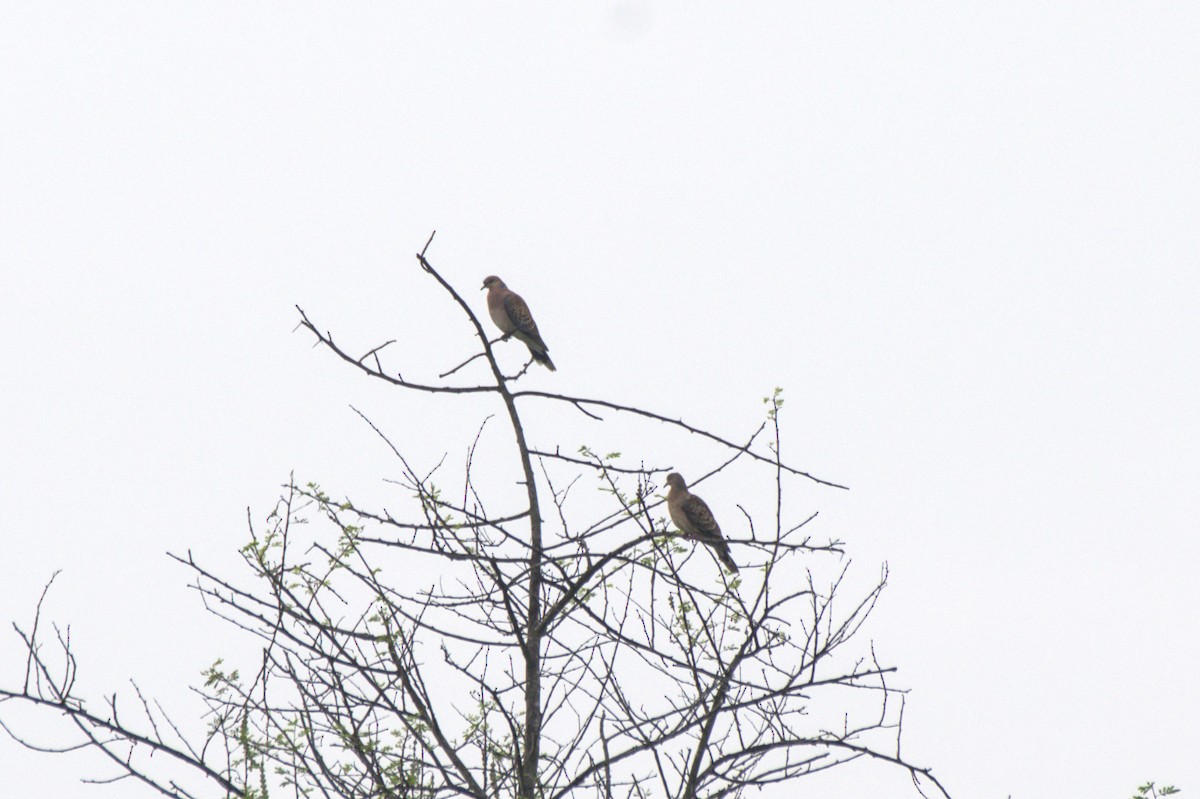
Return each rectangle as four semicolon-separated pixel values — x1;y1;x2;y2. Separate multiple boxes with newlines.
2;4;1198;797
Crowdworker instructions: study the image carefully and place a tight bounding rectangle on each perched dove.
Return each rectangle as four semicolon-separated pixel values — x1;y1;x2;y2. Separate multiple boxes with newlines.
664;472;739;573
481;275;556;371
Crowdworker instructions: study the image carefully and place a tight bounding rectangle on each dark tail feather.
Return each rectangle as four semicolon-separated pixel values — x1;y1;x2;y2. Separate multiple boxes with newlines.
515;331;556;371
713;541;739;574
530;348;557;371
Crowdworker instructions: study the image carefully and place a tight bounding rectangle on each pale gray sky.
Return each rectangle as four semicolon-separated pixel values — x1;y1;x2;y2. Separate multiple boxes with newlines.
1;4;1198;797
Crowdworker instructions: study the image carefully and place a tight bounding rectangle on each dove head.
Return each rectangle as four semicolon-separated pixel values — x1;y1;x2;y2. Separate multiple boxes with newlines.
665;472;687;490
481;275;506;291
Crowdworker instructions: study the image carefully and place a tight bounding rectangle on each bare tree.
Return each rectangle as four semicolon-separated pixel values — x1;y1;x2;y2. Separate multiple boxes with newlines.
1;235;953;799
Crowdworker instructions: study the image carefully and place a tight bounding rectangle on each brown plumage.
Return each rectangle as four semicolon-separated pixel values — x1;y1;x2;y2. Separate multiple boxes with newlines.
481;275;556;371
664;472;738;573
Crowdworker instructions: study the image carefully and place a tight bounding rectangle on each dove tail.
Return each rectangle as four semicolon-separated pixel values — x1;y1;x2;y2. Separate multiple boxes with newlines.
515;331;556;371
715;542;739;573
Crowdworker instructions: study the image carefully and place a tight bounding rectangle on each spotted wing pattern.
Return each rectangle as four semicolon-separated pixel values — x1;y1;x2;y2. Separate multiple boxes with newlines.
685;495;738;573
503;290;555;370
504;292;544;346
682;494;721;540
